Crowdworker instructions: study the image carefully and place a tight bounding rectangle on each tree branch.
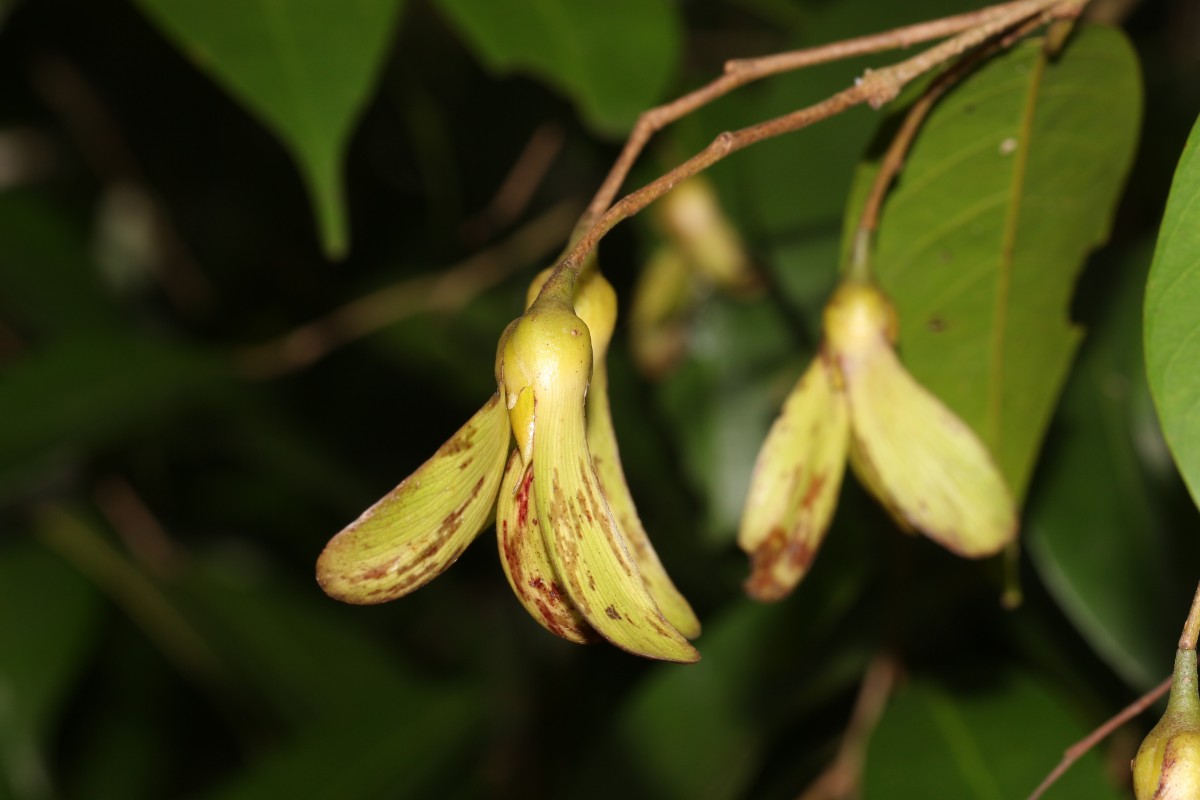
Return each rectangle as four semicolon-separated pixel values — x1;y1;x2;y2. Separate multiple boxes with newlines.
584;0;1061;226
235;199;581;380
556;0;1084;294
1027;676;1172;800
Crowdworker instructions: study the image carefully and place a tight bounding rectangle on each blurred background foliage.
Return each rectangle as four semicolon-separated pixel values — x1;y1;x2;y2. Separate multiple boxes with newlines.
0;0;1198;798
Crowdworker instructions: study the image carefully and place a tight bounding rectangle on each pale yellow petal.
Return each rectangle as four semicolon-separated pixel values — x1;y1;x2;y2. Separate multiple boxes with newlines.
503;298;699;662
658;176;759;295
316;393;509;604
496;450;594;644
839;342;1017;557
629;246;693;378
581;272;701;637
738;356;849;601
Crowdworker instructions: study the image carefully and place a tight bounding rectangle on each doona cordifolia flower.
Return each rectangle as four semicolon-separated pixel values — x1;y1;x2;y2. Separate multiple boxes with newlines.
739;279;1017;601
316;262;700;662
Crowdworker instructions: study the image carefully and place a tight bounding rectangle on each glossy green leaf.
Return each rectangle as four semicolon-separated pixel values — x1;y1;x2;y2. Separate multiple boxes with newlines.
430;0;680;134
852;27;1142;499
1027;243;1176;689
863;670;1123;799
1145;112;1200;508
131;0;407;257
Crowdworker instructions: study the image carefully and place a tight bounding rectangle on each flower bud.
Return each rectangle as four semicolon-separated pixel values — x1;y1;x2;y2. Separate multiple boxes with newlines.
1133;649;1200;799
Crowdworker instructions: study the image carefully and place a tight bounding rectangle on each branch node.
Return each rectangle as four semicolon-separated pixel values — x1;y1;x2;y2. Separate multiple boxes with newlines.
857;68;903;110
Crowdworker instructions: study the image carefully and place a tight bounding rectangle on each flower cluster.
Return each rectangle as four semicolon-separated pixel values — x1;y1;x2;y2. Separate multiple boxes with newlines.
317;261;700;662
739;279;1018;601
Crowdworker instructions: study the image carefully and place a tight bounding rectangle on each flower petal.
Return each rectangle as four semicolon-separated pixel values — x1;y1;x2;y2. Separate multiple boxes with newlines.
316;393;510;603
580;273;701;638
629;245;693;377
658;176;760;295
496;450;594;644
504;296;699;662
738;356;849;601
840;342;1017;557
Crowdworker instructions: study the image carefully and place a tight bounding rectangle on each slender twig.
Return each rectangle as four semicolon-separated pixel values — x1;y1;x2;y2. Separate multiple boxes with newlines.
585;0;1058;226
554;0;1082;294
461;122;565;243
35;505;227;687
1027;676;1172;800
1031;583;1200;798
93;475;179;578
848;11;1052;279
798;653;899;800
235;199;581;380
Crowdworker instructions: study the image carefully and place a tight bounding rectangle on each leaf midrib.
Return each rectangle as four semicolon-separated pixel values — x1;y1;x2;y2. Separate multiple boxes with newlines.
985;45;1048;454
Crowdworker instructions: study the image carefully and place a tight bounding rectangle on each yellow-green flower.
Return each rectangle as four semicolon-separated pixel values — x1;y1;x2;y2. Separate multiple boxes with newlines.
317;261;700;662
739;278;1018;601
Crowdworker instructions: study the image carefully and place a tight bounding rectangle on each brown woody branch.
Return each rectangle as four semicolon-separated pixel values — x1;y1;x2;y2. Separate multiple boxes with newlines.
553;0;1084;292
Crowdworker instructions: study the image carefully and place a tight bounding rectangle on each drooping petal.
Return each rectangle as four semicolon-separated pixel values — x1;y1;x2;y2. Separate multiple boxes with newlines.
738;356;850;601
825;282;1017;557
496;450;594;644
502;294;699;662
629;245;693;377
578;271;701;638
316;393;510;604
658;176;760;295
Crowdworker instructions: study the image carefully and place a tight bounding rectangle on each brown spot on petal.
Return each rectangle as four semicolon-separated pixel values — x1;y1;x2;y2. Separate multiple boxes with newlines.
801;473;827;510
443;434;470;456
744;525;817;603
516;466;533;528
605;605;621;620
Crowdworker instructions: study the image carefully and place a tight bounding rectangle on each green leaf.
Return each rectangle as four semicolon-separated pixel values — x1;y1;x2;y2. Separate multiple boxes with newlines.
616;602;773;800
1145;112;1200;509
130;0;407;258
0;539;101;800
430;0;681;134
863;670;1123;799
203;690;479;800
1027;242;1176;689
852;27;1142;499
0;335;224;489
178;557;484;800
672;0;979;240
